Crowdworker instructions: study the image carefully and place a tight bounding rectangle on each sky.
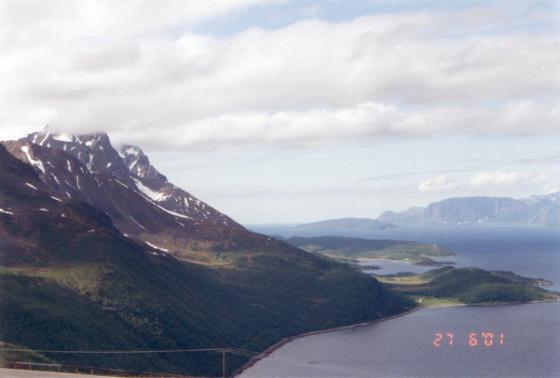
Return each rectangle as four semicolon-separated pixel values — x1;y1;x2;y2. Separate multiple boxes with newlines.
0;0;558;223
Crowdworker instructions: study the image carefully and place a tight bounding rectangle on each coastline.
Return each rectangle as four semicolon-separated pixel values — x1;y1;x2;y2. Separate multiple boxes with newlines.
233;306;421;377
234;298;558;376
418;297;559;309
355;256;455;268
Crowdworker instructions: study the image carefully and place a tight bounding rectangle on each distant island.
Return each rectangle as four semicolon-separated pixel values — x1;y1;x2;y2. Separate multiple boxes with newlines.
286;236;455;266
249;193;560;240
378;193;560;227
283;217;398;237
376;266;559;306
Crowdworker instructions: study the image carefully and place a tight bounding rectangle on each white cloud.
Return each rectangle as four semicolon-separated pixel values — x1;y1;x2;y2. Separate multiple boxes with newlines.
467;170;560;198
470;171;524;187
418;175;459;192
0;0;273;46
0;2;558;148
544;182;560;194
100;100;559;149
469;170;546;188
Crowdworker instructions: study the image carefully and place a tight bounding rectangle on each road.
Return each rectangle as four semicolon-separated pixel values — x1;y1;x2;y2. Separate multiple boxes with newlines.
0;368;114;378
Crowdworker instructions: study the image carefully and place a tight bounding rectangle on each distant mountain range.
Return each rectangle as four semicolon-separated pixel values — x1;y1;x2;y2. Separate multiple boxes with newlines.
249;193;559;241
278;217;397;238
0;129;411;376
379;193;560;227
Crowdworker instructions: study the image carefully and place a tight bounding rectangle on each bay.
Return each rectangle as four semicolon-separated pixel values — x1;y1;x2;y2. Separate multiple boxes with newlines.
241;302;560;378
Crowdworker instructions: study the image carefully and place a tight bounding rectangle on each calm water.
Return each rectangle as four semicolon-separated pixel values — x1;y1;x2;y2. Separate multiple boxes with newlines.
253;225;560;289
241;302;560;378
366;226;560;290
241;227;560;378
358;259;438;275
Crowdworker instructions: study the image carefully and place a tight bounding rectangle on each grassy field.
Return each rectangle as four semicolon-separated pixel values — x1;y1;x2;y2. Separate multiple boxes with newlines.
410;296;464;307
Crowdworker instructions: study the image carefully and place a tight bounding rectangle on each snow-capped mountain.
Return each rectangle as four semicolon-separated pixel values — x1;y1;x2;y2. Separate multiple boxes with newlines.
522;191;560;206
118;144;227;224
3;127;266;261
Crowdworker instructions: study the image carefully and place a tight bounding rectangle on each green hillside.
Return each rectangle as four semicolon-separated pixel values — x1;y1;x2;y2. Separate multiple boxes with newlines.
0;145;414;376
377;266;558;305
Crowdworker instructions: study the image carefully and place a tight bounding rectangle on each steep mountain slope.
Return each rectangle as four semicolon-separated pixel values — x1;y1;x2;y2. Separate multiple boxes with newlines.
0;142;413;376
4;129;274;263
378;194;560;227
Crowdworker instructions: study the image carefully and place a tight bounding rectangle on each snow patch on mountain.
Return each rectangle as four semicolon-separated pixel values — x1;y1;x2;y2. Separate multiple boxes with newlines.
145;241;170;252
150;199;193;220
133;178;169;202
39;130;51;146
128;216;146;230
124;146;140;156
53;134;74;143
21;145;45;174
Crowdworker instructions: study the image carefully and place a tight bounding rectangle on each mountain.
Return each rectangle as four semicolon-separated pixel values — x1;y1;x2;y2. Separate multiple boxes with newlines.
377;207;425;226
284;218;398;238
378;194;560;227
0;133;413;376
4;128;272;264
521;192;560;227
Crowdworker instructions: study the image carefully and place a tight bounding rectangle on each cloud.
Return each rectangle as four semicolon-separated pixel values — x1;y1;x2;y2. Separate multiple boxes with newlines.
418;175;459;192
467;170;560;197
0;0;273;46
99;100;559;149
544;182;560;194
0;1;558;149
470;171;524;187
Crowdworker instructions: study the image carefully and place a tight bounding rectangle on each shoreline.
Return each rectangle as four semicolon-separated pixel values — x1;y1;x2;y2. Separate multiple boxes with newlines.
233;306;420;377
233;298;558;376
419;297;559;309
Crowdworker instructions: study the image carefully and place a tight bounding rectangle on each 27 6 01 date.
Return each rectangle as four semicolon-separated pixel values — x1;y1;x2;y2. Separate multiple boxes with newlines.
433;332;504;347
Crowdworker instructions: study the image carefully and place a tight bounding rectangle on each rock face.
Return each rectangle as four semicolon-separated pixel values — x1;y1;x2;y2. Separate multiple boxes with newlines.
3;128;269;262
423;197;530;225
378;194;560;227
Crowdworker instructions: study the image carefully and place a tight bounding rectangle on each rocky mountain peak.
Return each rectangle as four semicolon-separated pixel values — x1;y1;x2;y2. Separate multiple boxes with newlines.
5;128;245;260
120;144;166;182
25;129;132;182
